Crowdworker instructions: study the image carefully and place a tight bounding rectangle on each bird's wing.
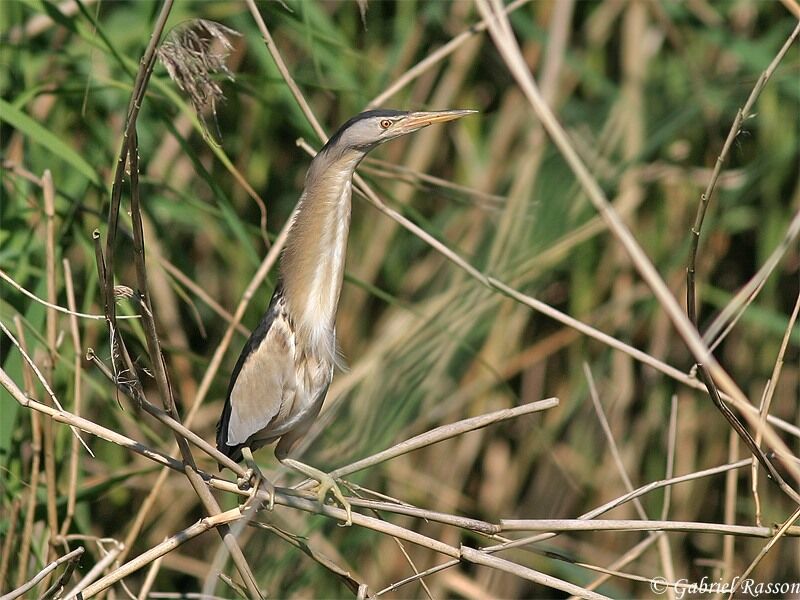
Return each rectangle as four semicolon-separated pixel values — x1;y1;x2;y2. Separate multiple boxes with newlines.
216;286;295;459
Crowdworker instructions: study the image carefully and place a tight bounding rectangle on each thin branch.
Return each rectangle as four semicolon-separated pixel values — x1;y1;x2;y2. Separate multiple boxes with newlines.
156;257;248;336
1;547;84;600
42;169;61;568
459;546;611;600
65;539;125;598
76;510;242;598
367;0;532;108
584;364;648;520
325;397;558;481
245;0;325;142
484;458;753;553
703;209;800;350
0;319;93;454
688;23;800;331
728;504;800;599
583;364;676;599
0;366;184;471
0;268;140;320
683;19;800;497
498;519;800;537
100;0;174;352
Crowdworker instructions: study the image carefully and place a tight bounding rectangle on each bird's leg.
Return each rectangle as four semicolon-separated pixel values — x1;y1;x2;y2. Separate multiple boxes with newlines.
238;447;275;512
281;458;352;526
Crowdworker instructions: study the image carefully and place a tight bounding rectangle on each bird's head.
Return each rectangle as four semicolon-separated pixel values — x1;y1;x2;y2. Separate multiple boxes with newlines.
321;108;476;157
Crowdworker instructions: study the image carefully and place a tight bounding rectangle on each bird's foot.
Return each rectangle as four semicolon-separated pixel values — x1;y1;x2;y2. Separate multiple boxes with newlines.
313;473;352;527
239;449;275;512
237;467;256;490
282;458;352;526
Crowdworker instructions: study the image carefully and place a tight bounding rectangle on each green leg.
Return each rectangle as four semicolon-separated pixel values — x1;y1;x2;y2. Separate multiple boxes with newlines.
239;447;275;511
281;458;352;526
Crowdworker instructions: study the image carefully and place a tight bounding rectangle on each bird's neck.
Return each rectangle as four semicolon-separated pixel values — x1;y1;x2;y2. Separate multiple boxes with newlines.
279;148;364;363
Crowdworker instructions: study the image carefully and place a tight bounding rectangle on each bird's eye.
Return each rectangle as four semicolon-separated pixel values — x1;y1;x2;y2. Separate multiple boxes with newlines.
379;119;392;130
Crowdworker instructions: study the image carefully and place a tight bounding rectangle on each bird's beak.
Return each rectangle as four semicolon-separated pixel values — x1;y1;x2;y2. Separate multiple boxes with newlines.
396;109;477;134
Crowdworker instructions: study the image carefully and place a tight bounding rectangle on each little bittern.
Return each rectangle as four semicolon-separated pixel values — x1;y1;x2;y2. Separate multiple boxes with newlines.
216;108;475;524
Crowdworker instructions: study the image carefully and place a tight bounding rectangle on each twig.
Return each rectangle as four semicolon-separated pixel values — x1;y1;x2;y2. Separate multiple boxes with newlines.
248;522;367;595
64;539;125;598
265;490;609;599
752;385;771;529
688;23;800;333
323;397;558;482
0;319;93;454
485;458;754;554
0;546;84;600
753;291;800;499
156;257;248;336
87;349;245;476
724;428;740;584
367;0;532;107
703;209;800;350
40;547;82;600
498;519;800;537
210;477;499;535
584;364;647;519
662;396;678;521
76;510;242;598
0;268;140;320
245;0;325;141
727;504;800;599
135;552;163;600
0;366;184;471
683;20;800;497
583;364;676;599
459;546;611;600
100;0;174;346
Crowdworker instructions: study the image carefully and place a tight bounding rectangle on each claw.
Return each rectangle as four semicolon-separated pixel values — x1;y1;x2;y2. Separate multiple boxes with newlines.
281;458;352;526
237;467;255;491
314;475;352;526
239;448;275;513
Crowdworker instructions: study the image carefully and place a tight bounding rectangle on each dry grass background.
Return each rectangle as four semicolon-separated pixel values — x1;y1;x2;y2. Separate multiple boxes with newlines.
1;1;799;598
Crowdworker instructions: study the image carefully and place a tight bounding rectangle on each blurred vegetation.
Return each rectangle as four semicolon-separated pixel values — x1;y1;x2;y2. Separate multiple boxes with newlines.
1;0;799;597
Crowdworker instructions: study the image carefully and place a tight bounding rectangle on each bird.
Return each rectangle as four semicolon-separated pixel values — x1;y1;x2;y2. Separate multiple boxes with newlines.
216;108;475;524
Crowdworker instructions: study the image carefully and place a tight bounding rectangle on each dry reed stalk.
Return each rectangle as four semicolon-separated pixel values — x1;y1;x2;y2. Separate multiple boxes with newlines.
0;499;20;589
84;3;263;594
301;136;800;445
117;204;293;564
1;547;84;600
59;258;82;539
12;318;40;590
583;363;677;600
477;0;800;496
41;169;60;580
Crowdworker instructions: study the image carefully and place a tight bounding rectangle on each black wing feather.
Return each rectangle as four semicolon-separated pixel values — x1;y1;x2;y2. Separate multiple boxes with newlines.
216;284;284;467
